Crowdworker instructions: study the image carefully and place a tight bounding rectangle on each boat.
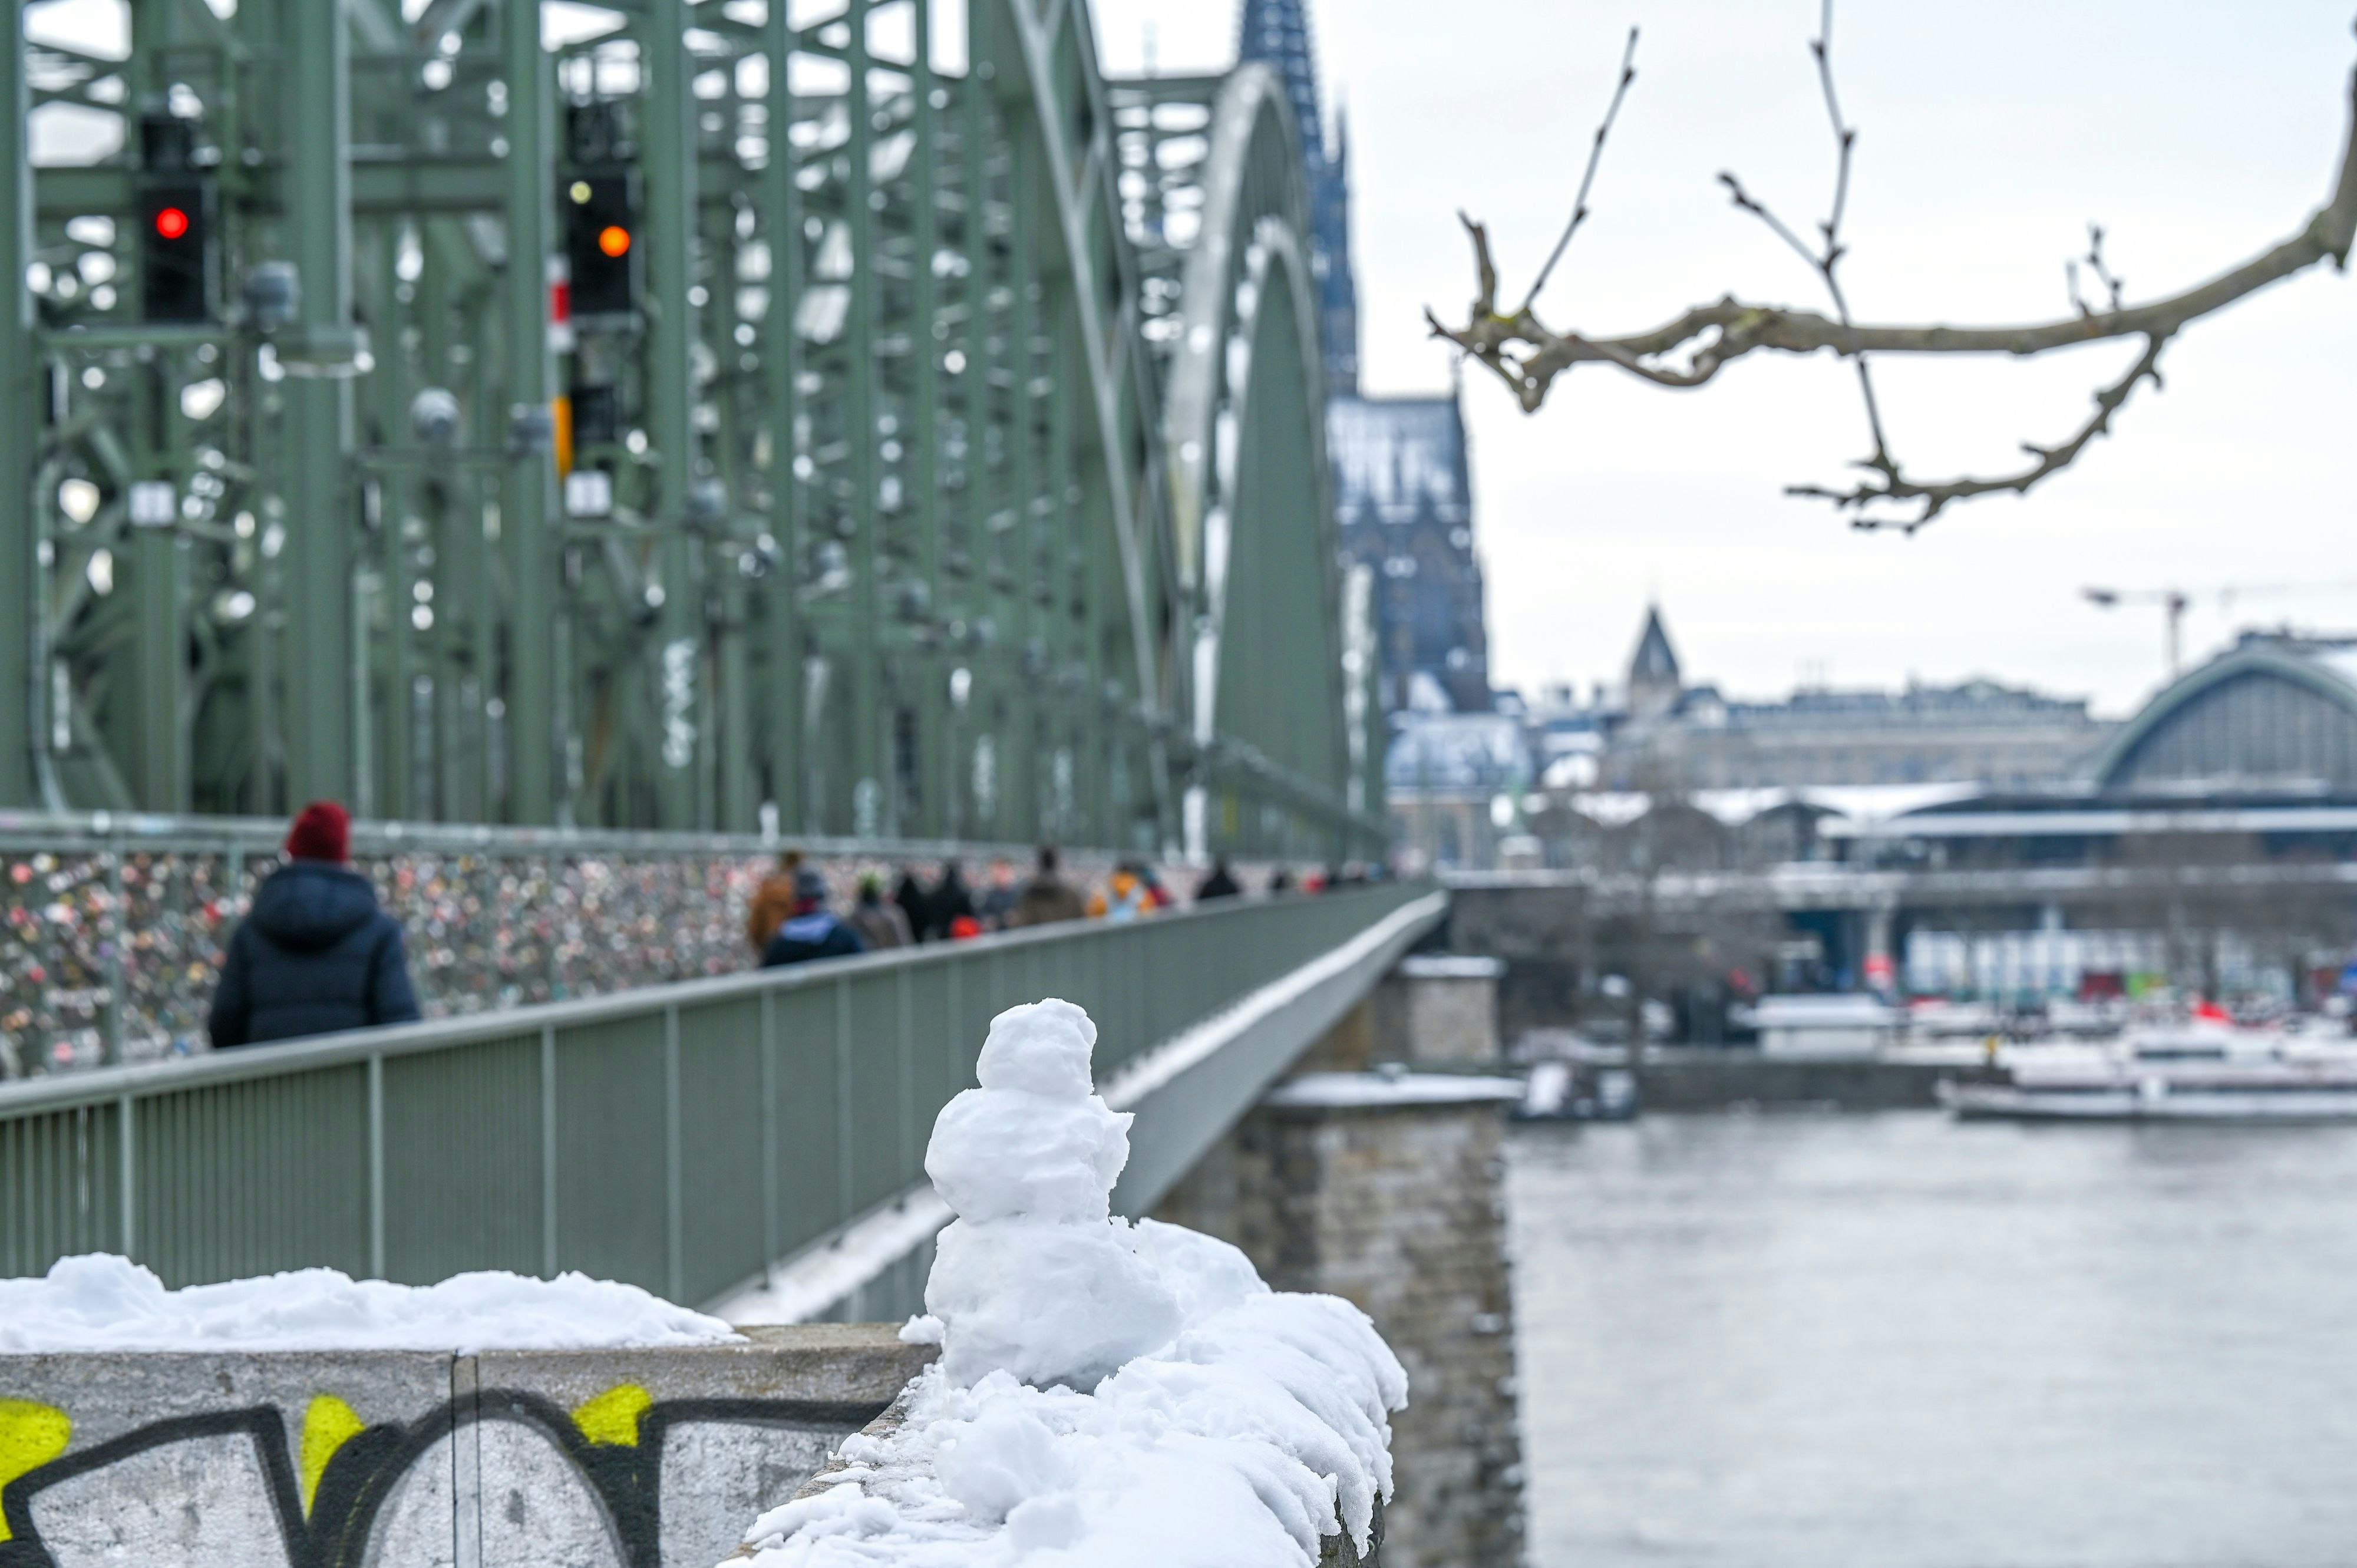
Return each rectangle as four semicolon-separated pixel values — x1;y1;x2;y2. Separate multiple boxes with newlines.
1942;1026;2357;1121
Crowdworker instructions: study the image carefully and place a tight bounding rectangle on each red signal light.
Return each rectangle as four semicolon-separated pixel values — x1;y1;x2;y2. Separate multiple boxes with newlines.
154;206;191;240
597;225;630;259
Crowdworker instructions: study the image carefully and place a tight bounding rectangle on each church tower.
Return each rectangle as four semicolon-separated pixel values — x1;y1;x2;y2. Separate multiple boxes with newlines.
1237;0;1359;395
1626;606;1683;719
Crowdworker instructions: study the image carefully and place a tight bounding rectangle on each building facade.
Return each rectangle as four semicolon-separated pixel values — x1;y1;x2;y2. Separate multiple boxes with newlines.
1331;394;1492;715
1581;606;2115;793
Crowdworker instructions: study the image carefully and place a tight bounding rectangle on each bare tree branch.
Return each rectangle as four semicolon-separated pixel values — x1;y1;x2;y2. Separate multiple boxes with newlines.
1430;15;2357;530
1718;0;1896;487
1520;27;1640;314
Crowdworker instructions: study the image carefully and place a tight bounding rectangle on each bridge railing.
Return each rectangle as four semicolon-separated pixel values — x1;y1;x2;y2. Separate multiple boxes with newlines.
0;883;1430;1306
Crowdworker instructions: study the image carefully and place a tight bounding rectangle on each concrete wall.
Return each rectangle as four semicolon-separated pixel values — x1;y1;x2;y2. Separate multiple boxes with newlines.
1374;957;1503;1065
1631;1048;2000;1110
0;1326;932;1568
1299;958;1504;1075
1156;1081;1526;1568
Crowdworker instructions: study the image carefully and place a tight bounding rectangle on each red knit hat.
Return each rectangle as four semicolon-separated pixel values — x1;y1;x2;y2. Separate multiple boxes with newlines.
285;801;351;863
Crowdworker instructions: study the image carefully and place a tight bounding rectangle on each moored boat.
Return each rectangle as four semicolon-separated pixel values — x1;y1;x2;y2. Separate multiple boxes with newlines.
1942;1026;2357;1121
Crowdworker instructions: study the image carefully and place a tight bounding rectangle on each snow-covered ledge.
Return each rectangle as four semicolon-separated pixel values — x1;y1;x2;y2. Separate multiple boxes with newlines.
727;999;1407;1567
0;1267;932;1567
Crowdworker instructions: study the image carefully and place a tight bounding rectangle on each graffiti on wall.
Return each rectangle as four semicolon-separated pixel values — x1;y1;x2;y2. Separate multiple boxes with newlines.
0;1381;873;1568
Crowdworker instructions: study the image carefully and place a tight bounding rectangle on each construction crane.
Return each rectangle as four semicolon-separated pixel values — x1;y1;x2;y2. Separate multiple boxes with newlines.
2083;580;2357;679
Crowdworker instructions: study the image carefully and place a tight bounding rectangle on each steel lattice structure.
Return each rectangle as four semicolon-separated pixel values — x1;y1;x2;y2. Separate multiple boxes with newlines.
1;0;1383;861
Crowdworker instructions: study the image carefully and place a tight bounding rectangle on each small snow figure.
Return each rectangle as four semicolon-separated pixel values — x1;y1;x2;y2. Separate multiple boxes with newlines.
735;995;1408;1566
922;998;1183;1389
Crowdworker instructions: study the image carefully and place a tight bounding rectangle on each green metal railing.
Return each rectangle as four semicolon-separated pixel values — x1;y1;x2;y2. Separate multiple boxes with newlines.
0;883;1427;1304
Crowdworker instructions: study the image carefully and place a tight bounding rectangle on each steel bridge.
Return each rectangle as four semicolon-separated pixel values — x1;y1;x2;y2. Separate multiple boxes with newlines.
3;0;1382;863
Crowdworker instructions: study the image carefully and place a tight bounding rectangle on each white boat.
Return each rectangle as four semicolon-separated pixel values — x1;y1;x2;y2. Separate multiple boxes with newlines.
1942;1026;2357;1122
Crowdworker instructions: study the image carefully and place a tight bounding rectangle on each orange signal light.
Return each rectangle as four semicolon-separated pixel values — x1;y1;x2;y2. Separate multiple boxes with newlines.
597;225;631;259
154;206;191;240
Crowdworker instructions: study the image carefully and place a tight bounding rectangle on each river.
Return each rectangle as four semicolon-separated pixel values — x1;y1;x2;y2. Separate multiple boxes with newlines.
1508;1111;2357;1568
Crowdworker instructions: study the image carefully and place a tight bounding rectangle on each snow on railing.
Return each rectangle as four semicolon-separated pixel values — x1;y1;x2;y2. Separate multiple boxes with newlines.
732;999;1407;1566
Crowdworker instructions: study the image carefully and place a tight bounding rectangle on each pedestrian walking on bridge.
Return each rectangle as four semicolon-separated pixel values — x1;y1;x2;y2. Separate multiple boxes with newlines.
208;803;420;1050
1195;857;1242;902
747;849;804;955
1007;844;1087;928
926;860;978;940
761;866;866;968
846;874;913;950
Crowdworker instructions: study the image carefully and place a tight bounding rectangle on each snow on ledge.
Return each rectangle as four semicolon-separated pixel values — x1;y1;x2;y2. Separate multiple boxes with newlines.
733;999;1407;1567
0;1256;742;1354
1265;1070;1524;1110
712;1189;955;1328
1395;953;1504;981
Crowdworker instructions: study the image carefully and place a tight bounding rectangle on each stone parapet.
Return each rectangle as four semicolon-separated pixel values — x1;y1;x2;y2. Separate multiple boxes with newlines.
1378;955;1504;1065
1157;1071;1525;1568
0;1325;933;1567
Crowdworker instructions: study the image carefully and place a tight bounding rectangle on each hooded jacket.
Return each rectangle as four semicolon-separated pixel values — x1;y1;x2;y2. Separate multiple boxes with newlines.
208;862;421;1049
760;909;866;968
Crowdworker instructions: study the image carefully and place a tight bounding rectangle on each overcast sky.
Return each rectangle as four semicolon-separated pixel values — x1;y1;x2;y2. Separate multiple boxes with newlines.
1092;0;2357;717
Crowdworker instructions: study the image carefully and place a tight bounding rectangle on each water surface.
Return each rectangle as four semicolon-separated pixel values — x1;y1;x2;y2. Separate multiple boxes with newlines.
1509;1112;2357;1568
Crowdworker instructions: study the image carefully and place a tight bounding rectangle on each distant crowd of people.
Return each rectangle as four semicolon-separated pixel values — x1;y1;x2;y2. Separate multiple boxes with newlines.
204;801;1374;1046
744;844;1333;968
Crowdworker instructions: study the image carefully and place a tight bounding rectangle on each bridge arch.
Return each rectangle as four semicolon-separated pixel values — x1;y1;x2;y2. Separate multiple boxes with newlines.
1151;63;1354;856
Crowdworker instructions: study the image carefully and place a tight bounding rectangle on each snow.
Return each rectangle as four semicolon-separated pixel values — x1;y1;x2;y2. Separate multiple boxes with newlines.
713;1190;955;1327
922;998;1180;1391
0;1255;741;1354
737;997;1408;1567
1395;953;1504;981
1263;1071;1524;1110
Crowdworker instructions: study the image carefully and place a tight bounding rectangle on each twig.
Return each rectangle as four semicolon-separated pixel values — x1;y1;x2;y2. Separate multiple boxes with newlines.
1520;27;1640;313
1721;1;1893;477
2084;223;2126;311
1788;331;2173;530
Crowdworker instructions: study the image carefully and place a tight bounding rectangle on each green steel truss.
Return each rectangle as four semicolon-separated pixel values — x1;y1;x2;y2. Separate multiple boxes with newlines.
1;0;1385;861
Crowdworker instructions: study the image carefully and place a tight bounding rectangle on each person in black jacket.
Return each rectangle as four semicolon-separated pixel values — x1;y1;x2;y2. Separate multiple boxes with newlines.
892;867;930;943
209;802;421;1049
762;866;867;967
1194;857;1242;902
926;860;977;940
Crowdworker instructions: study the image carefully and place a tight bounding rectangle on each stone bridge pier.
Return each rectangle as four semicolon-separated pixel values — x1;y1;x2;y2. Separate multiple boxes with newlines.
1157;955;1526;1568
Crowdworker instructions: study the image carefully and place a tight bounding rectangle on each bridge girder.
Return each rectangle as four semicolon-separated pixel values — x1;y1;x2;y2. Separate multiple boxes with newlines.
2;0;1385;861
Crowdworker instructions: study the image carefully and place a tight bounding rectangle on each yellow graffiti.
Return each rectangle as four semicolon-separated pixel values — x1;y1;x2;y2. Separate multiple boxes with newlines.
0;1399;72;1542
299;1395;368;1516
571;1384;652;1447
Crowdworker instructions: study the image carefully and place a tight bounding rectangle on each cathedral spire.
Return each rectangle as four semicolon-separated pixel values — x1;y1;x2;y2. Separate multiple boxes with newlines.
1236;0;1327;165
1236;0;1358;396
